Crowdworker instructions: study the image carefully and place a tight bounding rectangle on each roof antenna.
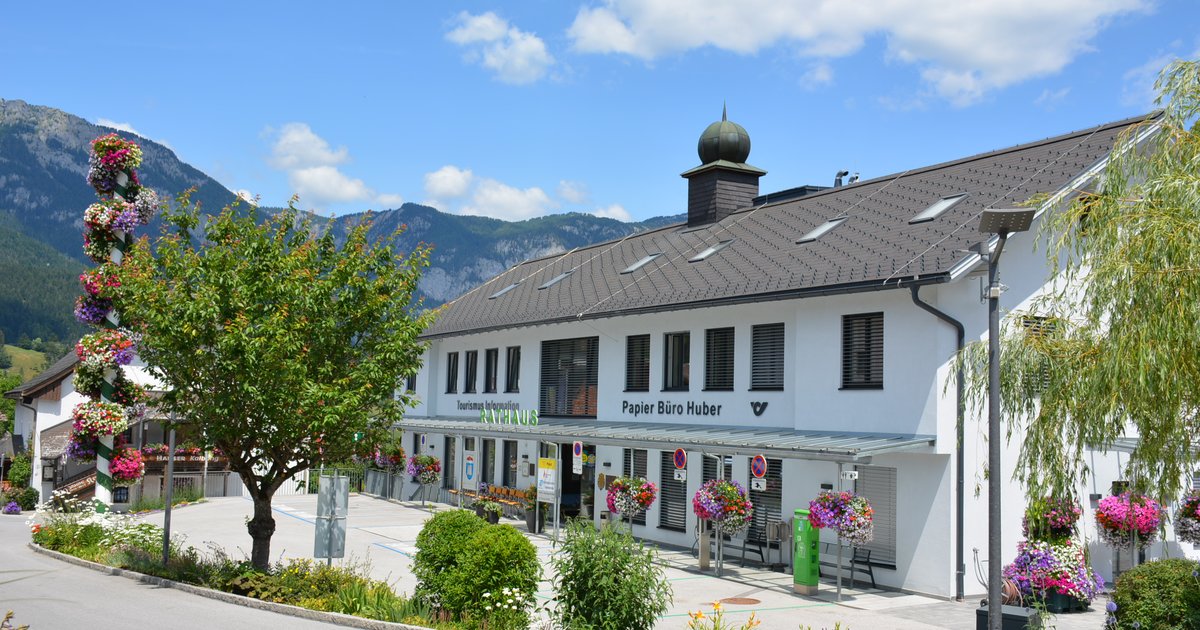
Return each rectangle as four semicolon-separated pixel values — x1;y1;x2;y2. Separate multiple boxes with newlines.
835;170;849;187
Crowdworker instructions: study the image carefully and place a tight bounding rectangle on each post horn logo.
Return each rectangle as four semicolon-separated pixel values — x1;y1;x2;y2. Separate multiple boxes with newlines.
751;402;768;417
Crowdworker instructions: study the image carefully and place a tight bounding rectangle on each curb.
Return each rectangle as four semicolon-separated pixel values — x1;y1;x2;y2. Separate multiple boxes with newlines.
27;543;431;630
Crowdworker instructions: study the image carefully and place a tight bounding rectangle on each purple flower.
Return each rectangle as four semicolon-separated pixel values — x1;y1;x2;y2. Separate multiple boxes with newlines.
74;295;113;325
1106;601;1117;613
1;501;20;515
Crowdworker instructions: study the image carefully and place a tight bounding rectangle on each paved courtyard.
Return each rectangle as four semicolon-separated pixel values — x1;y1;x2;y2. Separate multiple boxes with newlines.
142;493;1107;629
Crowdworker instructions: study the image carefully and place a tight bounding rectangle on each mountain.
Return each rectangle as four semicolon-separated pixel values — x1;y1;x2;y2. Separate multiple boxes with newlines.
0;99;683;343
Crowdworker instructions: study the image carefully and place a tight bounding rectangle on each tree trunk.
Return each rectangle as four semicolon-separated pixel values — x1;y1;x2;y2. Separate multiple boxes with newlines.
247;493;276;571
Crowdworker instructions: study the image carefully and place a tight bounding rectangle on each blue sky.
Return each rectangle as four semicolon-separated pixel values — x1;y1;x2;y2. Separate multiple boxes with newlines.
3;1;1197;221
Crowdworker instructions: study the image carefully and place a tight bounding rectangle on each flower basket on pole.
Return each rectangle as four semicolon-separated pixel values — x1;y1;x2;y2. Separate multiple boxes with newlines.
693;479;754;537
406;454;441;505
1094;492;1162;549
1175;493;1200;545
605;476;658;526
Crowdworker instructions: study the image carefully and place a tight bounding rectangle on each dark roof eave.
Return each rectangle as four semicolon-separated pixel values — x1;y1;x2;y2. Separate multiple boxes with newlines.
420;271;953;341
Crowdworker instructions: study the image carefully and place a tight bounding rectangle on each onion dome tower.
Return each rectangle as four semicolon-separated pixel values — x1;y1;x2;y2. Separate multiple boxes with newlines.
681;105;766;227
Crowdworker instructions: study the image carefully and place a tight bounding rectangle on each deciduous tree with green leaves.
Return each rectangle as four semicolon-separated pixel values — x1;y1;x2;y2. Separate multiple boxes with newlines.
119;195;434;569
958;60;1200;502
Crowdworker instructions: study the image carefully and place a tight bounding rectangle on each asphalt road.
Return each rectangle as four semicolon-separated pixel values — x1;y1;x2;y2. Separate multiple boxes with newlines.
0;512;342;629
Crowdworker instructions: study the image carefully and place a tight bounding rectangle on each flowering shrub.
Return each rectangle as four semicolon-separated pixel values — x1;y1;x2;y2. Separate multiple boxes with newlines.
1023;496;1082;542
809;491;875;546
1003;539;1104;602
1174;493;1200;545
109;448;145;487
694;479;754;536
407;454;442;485
606;476;658;517
75;329;137;368
687;600;761;630
373;445;405;468
1095;492;1162;548
140;443;169;456
70;401;129;439
2;501;20;515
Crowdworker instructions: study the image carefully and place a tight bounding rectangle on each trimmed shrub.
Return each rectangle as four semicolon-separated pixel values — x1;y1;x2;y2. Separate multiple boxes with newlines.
551;519;672;630
16;488;38;510
441;524;540;625
1110;557;1200;629
412;508;487;606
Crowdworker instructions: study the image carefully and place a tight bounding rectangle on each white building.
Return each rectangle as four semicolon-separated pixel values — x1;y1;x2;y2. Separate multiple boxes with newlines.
395;110;1200;599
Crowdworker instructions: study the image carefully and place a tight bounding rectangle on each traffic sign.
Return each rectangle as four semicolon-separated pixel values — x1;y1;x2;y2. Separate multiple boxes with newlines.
751;477;767;491
673;468;687;482
673;448;687;470
572;441;583;475
751;454;768;478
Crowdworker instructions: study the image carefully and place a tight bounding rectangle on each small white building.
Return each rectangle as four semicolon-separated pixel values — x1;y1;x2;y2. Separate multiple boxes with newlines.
397;110;1197;599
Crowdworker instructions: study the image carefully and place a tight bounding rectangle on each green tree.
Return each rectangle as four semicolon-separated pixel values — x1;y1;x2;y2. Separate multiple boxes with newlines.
959;60;1200;501
119;195;434;569
0;345;11;370
0;373;20;435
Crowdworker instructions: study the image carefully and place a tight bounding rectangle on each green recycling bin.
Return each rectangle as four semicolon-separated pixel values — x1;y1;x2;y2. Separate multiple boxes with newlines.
793;508;819;595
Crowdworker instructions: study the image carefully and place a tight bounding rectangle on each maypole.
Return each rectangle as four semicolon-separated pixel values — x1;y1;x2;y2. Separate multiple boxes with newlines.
67;134;157;511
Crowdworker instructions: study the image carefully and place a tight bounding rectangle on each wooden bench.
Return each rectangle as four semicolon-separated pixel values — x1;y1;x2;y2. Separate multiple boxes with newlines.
818;543;876;589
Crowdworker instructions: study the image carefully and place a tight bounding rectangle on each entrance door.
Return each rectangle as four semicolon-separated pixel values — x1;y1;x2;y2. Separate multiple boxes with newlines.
558;442;582;518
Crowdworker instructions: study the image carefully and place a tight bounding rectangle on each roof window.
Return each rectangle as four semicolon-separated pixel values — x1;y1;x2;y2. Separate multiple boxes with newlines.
910;193;967;224
488;282;521;299
796;217;847;244
689;240;734;262
538;269;575;289
620;253;662;274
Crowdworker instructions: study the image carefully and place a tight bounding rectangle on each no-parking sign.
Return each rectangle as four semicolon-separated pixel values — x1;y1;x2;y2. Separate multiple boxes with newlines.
572;441;583;475
751;454;768;478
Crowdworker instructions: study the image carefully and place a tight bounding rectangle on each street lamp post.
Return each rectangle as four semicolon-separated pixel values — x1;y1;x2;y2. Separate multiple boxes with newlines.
978;208;1034;630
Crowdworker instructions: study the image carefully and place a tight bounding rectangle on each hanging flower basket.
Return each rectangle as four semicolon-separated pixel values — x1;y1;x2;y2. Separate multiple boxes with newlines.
808;490;875;546
75;329;137;368
1174;493;1200;545
407;454;442;485
1023;495;1082;543
65;432;97;463
693;479;754;536
1002;539;1104;604
606;476;658;518
374;445;406;469
1094;492;1162;549
87;133;142;194
110;447;145;487
70;400;129;439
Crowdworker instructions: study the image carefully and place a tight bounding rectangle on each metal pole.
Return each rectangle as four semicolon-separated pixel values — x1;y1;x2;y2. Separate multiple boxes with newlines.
457;434;463;508
162;424;176;567
987;233;1008;630
837;462;844;602
554;443;561;544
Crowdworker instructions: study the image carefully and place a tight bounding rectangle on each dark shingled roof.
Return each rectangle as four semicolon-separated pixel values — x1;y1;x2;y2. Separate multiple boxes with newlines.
423;114;1158;339
4;352;78;400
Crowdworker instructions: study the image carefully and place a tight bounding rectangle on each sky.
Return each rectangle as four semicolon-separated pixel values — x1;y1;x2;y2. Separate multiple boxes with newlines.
2;1;1197;222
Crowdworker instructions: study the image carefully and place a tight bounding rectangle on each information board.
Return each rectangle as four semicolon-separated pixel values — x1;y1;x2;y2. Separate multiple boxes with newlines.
537;457;557;503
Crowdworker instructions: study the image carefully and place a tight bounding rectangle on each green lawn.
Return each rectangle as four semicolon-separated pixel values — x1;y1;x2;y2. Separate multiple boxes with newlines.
4;345;47;380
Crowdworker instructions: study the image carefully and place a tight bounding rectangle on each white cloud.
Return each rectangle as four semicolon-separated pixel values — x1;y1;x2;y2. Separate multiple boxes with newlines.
424;165;475;198
1121;52;1178;109
447;11;555;84
234;189;259;205
567;0;1148;105
557;180;589;204
289;166;373;204
96;118;174;151
1034;87;1071;109
800;61;834;89
460;179;556;220
589;203;632;221
269;122;349;170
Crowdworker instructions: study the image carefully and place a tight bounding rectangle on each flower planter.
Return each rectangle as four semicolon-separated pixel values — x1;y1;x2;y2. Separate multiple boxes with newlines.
525;508;544;533
486;511;500;525
1040;591;1088;614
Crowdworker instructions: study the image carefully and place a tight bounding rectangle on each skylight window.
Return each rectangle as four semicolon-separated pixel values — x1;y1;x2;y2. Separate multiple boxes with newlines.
910;193;968;224
488;282;521;299
796;217;847;244
538;269;575;289
620;253;662;274
689;240;734;262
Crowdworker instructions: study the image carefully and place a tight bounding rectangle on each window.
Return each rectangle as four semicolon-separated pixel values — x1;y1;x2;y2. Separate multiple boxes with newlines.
443;436;457;489
704;327;734;391
445;352;459;393
797;217;847;244
404;373;417;393
464;350;478;393
702;454;733;484
621;253;662;274
539;337;599;417
489;282;521;299
623;448;648;526
909;193;967;224
503;440;518;487
856;465;898;566
538;269;574;289
659;451;687;532
689;240;734;263
842;313;883;389
625;334;650;392
505;346;521;393
751;323;785;390
484;348;499;393
663;332;690;391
